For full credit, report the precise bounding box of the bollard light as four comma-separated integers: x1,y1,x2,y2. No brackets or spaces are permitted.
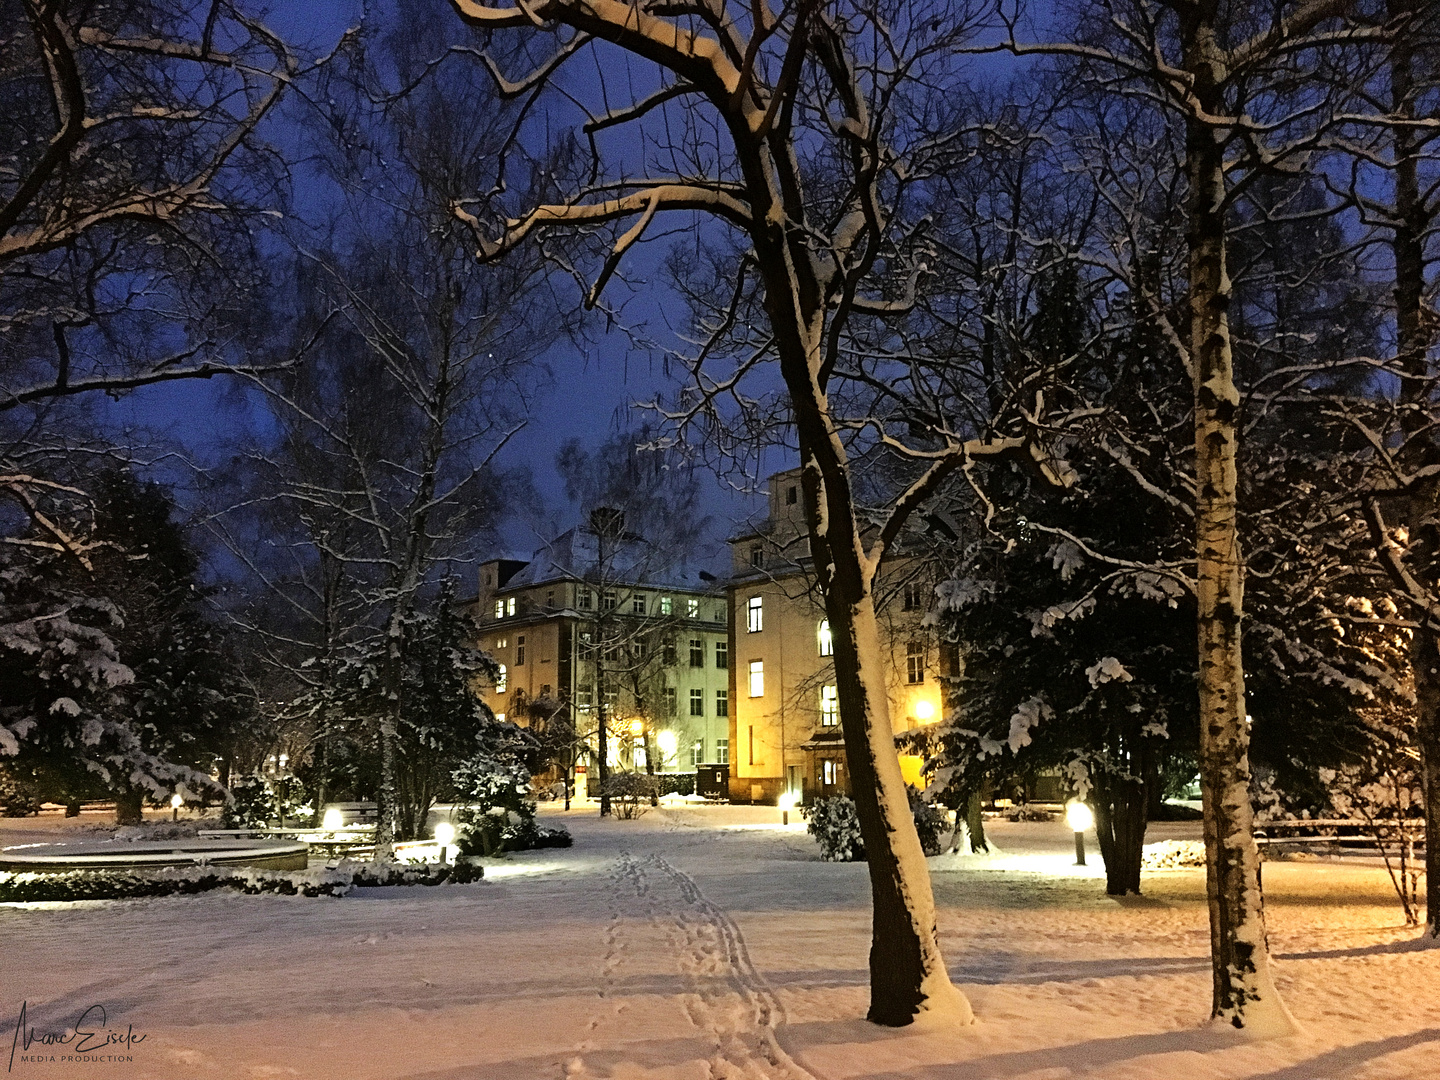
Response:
434,821,456,864
322,807,345,833
1066,801,1093,866
777,791,798,826
171,792,183,821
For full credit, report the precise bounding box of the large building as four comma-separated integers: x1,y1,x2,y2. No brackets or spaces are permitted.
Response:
473,511,732,790
725,469,948,804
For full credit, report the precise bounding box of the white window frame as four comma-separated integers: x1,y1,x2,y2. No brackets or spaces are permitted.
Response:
748,660,764,698
747,595,763,633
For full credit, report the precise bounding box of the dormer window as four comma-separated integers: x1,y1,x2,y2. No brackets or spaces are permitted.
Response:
786,485,798,505
506,596,517,617
750,545,763,568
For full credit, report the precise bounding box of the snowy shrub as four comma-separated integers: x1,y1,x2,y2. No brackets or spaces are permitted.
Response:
452,754,569,854
804,796,866,861
0,858,483,903
220,774,310,829
604,772,660,819
909,788,949,856
0,768,40,817
1140,840,1207,869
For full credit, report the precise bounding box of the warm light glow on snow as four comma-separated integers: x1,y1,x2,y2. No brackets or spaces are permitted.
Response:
1066,802,1094,832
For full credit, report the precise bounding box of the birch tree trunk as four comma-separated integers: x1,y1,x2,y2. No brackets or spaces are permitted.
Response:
1386,0,1440,939
1184,15,1293,1034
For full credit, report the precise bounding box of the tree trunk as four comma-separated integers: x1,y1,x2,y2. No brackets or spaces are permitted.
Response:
1092,770,1147,896
1388,0,1440,940
1185,19,1293,1033
114,789,143,826
374,719,397,859
1416,633,1440,939
597,693,611,817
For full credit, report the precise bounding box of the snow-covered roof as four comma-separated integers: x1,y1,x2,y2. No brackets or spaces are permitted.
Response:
501,527,722,595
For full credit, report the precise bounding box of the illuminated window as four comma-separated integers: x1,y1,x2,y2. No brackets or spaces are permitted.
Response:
716,689,728,717
494,599,504,619
687,598,699,618
748,660,764,697
747,596,763,633
495,664,507,693
495,712,506,724
906,640,924,684
715,641,728,669
660,596,672,615
820,684,838,726
818,619,833,656
632,593,646,614
822,759,838,785
690,688,704,717
506,596,516,617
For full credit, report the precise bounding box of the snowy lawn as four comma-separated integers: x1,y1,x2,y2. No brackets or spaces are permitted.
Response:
2,805,1437,1079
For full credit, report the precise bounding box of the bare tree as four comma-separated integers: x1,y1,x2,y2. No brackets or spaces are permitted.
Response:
988,0,1391,1033
447,0,1084,1025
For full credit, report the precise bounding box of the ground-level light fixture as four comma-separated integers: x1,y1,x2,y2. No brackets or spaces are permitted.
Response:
777,791,798,826
434,821,456,864
656,729,678,757
170,792,183,821
322,807,344,833
1066,801,1093,866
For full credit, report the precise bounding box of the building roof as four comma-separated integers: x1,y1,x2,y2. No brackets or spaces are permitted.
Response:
500,526,723,595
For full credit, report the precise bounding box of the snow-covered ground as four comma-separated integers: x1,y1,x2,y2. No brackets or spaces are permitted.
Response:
2,804,1437,1079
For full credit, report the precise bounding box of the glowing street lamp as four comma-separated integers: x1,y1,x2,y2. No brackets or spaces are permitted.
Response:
170,792,183,822
434,821,456,864
913,699,936,721
1066,801,1094,866
777,791,798,826
321,807,345,834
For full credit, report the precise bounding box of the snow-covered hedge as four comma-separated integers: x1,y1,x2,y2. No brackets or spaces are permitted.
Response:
0,858,483,903
805,796,866,861
1140,840,1207,869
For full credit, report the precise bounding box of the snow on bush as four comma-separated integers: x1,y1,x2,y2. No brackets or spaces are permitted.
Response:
1140,840,1207,869
804,796,865,861
805,792,951,861
0,858,483,903
452,754,572,854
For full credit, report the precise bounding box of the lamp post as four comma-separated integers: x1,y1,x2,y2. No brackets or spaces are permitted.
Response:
1066,801,1093,866
170,792,183,822
434,821,456,865
321,807,344,834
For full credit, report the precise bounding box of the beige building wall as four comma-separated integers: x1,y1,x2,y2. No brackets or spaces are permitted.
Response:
726,470,946,803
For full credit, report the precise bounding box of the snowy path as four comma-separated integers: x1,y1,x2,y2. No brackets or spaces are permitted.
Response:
3,806,1440,1078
